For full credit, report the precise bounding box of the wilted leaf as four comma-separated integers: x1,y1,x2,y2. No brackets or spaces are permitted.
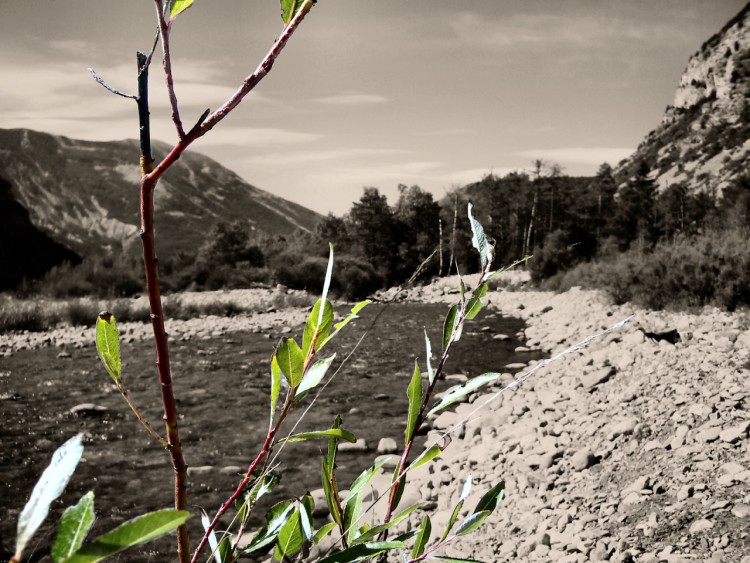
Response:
67,510,189,563
96,312,120,382
405,362,422,445
16,434,84,560
427,372,500,417
52,491,95,563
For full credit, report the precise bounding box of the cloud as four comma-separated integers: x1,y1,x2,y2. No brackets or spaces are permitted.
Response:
513,147,634,166
246,147,406,166
314,92,389,106
196,127,321,147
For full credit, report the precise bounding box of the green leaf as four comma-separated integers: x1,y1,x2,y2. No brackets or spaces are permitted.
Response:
52,491,95,563
442,304,461,351
270,355,281,421
238,472,281,524
455,510,490,536
320,300,371,350
300,496,313,543
276,338,305,388
296,354,336,399
350,504,422,546
280,0,305,25
169,0,193,19
468,202,493,270
322,417,343,525
321,244,334,322
273,504,303,561
474,481,505,514
427,373,500,417
411,516,431,559
303,298,334,356
407,444,442,472
346,458,390,505
424,330,435,385
217,536,234,563
67,510,189,563
432,557,485,563
313,522,336,545
406,362,422,445
17,434,84,560
243,501,295,554
95,312,120,382
201,511,222,563
390,466,406,513
343,483,363,545
440,475,471,542
318,541,406,563
281,428,356,444
465,283,488,321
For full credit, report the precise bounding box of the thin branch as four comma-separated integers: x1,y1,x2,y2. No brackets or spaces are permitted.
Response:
138,26,161,78
115,379,170,449
154,0,185,138
88,68,137,99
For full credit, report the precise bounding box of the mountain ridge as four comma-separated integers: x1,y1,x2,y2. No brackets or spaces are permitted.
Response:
0,128,321,263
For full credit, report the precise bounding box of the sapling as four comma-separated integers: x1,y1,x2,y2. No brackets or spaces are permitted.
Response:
10,2,635,561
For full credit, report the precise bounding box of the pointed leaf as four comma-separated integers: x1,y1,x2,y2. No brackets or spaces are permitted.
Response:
313,522,336,545
424,330,435,385
52,491,95,563
276,338,305,388
280,0,305,25
170,0,193,19
406,362,422,445
390,466,407,513
411,516,431,559
67,510,189,563
432,557,485,563
347,457,391,503
465,284,488,321
300,496,313,542
441,500,464,542
350,503,422,546
343,484,363,544
319,300,371,350
321,244,334,322
485,255,532,281
243,501,295,554
201,511,222,563
17,434,84,559
407,444,442,472
270,355,281,420
274,504,303,561
281,428,356,444
455,510,490,536
460,474,473,503
303,298,334,356
296,354,336,398
96,312,120,382
468,202,493,270
428,373,500,417
317,541,406,563
474,481,505,515
442,305,460,351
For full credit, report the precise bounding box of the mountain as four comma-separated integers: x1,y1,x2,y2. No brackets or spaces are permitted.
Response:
615,2,750,195
0,129,321,262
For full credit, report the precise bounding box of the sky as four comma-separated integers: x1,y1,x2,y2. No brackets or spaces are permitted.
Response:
0,1,747,215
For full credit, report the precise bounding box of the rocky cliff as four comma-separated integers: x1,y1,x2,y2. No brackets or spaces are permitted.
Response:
616,3,750,196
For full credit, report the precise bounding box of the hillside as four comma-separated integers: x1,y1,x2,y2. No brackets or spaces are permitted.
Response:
616,2,750,195
0,129,321,261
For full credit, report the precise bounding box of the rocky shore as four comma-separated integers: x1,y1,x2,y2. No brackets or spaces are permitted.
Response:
375,281,750,562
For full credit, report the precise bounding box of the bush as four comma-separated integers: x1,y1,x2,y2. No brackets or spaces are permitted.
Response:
550,229,750,310
275,254,384,300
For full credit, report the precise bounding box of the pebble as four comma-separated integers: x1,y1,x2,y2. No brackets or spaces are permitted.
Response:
338,438,368,452
571,449,599,471
376,437,398,454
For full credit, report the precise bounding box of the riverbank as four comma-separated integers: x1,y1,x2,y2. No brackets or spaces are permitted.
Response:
391,280,750,562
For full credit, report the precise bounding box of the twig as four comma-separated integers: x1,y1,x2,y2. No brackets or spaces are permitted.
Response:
88,68,137,99
114,379,170,449
154,0,186,138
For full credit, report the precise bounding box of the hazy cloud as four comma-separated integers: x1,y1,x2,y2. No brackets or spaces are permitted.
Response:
246,147,406,166
514,147,634,165
314,92,390,106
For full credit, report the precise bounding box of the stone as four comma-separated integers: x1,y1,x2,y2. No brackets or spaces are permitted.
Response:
187,465,214,477
688,519,714,534
571,449,599,471
720,426,747,444
582,366,616,391
338,438,368,452
376,437,398,454
732,503,750,518
609,417,639,440
69,403,109,417
698,427,722,443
